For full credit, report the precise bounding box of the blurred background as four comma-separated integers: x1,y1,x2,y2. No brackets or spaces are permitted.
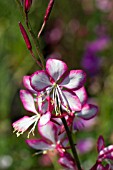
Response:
0,0,113,169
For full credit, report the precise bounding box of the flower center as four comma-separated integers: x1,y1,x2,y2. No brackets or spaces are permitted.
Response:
52,84,70,114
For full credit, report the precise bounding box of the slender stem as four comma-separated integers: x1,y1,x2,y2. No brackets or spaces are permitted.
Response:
26,20,45,69
61,117,82,170
38,21,45,38
30,50,42,68
15,0,45,69
38,0,55,38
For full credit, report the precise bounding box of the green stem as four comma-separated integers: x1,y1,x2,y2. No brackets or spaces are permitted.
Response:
15,0,45,69
26,20,45,69
61,117,82,170
30,50,42,68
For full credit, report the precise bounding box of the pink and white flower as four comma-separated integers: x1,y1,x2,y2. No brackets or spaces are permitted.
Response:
12,90,51,138
26,121,68,155
98,136,113,162
90,136,113,170
27,121,77,169
30,59,86,114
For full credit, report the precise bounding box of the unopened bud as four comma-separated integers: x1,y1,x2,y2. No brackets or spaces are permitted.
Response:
38,0,54,37
24,0,32,13
19,22,32,50
44,0,54,22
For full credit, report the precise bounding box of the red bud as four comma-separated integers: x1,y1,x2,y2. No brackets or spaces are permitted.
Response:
24,0,32,13
38,0,54,37
44,0,54,22
19,22,32,50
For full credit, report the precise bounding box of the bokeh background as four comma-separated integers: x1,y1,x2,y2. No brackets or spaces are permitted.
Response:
0,0,113,169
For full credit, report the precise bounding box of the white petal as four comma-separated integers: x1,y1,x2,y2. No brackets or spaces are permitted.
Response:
46,59,68,82
13,115,39,137
26,139,55,150
60,70,86,90
62,90,81,112
38,121,58,144
20,90,37,114
76,104,98,120
23,76,37,94
74,86,87,105
31,70,52,91
13,116,31,133
39,112,51,126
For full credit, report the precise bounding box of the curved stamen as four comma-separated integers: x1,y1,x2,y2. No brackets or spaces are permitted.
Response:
55,87,61,114
27,116,39,138
13,114,40,137
57,86,70,113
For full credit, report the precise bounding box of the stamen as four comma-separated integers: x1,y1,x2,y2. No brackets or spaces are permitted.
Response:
53,88,57,114
57,86,66,106
13,115,40,137
38,86,53,102
55,87,61,114
27,117,39,138
54,88,61,115
32,151,44,156
57,86,70,112
52,88,55,105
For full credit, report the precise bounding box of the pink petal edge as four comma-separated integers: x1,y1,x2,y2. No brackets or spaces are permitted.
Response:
20,90,37,114
60,70,86,90
46,59,68,82
30,70,52,91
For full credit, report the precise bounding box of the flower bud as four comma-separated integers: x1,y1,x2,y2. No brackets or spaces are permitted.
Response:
24,0,32,13
38,0,54,37
44,0,54,22
19,22,32,50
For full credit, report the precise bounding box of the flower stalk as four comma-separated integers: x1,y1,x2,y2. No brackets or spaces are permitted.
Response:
19,22,43,68
16,0,45,69
38,0,55,38
25,21,45,69
61,117,82,170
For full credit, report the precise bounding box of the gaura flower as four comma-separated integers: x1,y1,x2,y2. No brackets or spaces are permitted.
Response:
27,121,77,169
90,136,113,170
12,90,51,138
26,121,68,155
97,136,113,163
30,59,86,114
